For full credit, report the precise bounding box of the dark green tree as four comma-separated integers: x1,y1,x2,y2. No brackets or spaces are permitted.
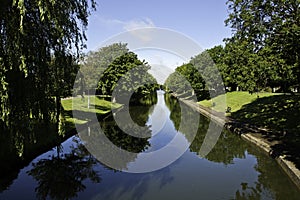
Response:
165,66,205,100
190,51,224,97
80,43,129,95
98,51,158,103
225,0,299,92
0,0,96,128
207,45,236,90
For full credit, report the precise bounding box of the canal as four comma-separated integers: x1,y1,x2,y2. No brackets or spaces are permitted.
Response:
0,90,299,199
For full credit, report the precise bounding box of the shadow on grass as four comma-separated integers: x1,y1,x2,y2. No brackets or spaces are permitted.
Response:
62,109,110,124
231,94,300,168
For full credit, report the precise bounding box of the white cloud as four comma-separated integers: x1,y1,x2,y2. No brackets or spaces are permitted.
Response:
123,18,155,31
94,16,155,31
92,16,156,43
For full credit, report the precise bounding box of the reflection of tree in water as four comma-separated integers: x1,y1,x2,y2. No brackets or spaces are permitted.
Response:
186,114,247,164
164,93,181,130
129,104,154,127
234,182,261,200
129,90,158,107
165,93,248,165
100,117,151,153
237,147,300,199
0,122,66,192
165,94,200,142
104,103,153,152
79,103,153,171
204,130,247,165
167,97,300,199
27,137,101,200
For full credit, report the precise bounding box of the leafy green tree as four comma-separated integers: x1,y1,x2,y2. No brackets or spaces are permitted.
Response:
80,43,129,95
207,45,236,90
165,63,209,100
98,51,158,103
78,43,129,108
49,54,80,133
221,38,293,93
164,71,191,96
225,0,299,92
165,49,225,100
79,44,158,105
0,0,96,128
190,50,224,96
98,52,144,95
222,40,259,92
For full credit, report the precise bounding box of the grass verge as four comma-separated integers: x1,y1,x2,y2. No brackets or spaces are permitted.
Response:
61,95,122,131
199,91,300,168
199,91,279,114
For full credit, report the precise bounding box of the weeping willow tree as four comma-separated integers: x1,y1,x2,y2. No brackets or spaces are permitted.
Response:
0,0,96,130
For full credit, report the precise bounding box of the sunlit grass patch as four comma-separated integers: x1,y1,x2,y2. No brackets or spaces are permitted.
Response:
199,91,279,114
201,91,300,168
61,95,122,128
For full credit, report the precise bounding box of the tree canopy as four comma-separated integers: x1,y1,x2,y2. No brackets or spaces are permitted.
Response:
79,43,159,104
223,0,300,92
0,0,96,128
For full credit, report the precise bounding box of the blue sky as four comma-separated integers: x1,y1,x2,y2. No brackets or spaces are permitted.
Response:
85,0,232,82
86,0,232,51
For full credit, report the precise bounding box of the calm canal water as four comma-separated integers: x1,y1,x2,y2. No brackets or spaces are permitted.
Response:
0,91,299,200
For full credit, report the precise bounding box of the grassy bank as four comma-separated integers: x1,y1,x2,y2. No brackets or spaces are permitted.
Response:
199,91,300,168
61,95,122,131
199,91,278,114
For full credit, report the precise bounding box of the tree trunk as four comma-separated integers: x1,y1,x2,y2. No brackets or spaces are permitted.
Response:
87,89,90,109
56,95,61,134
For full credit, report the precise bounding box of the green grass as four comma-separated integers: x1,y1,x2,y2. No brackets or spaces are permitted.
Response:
61,95,122,129
231,94,300,168
200,91,300,168
199,91,279,114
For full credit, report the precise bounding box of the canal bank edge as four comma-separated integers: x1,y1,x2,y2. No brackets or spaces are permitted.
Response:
177,98,300,190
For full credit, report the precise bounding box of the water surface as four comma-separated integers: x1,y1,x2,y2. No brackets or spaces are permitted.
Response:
0,91,299,200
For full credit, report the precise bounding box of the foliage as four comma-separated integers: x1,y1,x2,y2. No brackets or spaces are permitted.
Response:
80,44,159,103
224,0,300,92
190,51,224,96
97,50,159,103
164,64,205,99
165,50,224,100
164,71,191,96
78,43,129,94
99,52,144,94
0,0,96,127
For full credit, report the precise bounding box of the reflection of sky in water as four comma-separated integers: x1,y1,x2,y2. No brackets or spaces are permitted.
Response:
84,150,265,200
124,90,190,172
146,90,168,136
145,90,188,152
